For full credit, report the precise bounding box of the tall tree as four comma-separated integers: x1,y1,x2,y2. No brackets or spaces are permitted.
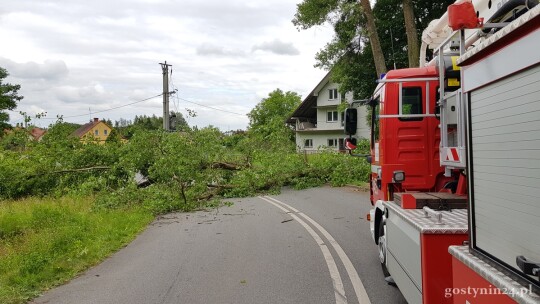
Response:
293,0,387,76
359,0,387,75
293,0,453,99
0,67,23,129
248,89,301,142
403,0,419,67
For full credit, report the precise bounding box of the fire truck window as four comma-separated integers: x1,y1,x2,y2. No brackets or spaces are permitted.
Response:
371,103,380,147
400,87,423,121
435,87,441,116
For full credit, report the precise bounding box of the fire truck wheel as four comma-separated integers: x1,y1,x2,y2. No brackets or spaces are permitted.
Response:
378,221,390,277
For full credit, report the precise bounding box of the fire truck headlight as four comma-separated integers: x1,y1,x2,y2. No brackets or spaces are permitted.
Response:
393,170,405,183
377,167,382,178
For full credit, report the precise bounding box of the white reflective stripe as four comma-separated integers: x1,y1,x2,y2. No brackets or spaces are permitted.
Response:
378,114,437,118
426,81,430,115
377,77,439,83
371,165,381,174
445,148,454,161
445,148,460,162
398,82,403,115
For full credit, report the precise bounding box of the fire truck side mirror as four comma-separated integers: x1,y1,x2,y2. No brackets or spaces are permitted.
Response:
367,97,378,107
344,108,358,135
366,155,372,164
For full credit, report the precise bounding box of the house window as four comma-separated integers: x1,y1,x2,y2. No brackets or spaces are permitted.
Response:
327,111,338,122
328,138,338,147
104,129,108,135
304,139,313,148
95,130,99,136
329,88,338,100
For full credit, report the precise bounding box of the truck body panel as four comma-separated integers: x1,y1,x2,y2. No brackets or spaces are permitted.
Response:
363,2,540,303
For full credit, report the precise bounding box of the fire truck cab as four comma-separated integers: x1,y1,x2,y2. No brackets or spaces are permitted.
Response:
348,1,540,303
366,55,469,304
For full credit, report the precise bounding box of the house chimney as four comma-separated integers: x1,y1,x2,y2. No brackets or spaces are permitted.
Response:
93,118,99,122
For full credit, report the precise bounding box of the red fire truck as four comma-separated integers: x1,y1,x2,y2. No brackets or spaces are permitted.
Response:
344,0,540,303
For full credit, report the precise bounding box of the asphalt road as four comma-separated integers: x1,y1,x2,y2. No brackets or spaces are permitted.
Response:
32,186,407,304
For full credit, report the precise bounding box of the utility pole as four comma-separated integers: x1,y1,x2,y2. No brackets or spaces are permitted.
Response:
159,61,172,131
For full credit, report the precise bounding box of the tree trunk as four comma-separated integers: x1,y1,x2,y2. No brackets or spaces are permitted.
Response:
359,0,387,76
403,0,419,67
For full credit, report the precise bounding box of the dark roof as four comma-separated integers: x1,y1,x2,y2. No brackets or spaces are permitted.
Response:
286,72,331,124
71,121,97,138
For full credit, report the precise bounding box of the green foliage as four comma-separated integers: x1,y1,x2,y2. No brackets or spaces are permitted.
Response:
105,128,121,143
248,89,301,143
0,128,30,151
1,117,370,205
0,121,127,199
293,0,341,29
294,0,454,99
112,112,189,139
293,0,376,98
0,67,23,130
132,114,162,130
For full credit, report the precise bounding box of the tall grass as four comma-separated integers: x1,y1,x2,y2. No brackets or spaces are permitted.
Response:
0,196,153,304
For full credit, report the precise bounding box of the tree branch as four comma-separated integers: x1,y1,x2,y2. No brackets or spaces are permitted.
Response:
50,166,111,174
210,162,244,170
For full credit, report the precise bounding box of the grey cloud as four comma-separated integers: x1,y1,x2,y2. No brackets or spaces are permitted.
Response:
3,0,287,38
196,44,225,56
252,39,300,55
196,43,244,57
1,0,318,132
0,57,68,80
53,84,108,104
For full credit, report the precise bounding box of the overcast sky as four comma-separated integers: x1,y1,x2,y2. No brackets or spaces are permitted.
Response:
0,0,333,130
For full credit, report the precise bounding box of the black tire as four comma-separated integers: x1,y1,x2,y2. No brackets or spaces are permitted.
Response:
378,221,390,277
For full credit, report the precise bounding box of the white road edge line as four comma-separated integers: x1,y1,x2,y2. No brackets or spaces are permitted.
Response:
263,196,371,304
258,196,347,304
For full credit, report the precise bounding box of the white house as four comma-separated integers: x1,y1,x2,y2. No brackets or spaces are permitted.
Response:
287,72,369,153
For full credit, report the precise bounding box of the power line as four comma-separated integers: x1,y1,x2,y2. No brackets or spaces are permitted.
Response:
167,74,246,117
37,93,163,120
169,71,180,113
176,97,247,116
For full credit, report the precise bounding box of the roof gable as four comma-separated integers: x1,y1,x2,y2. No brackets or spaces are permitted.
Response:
29,127,47,140
312,72,332,96
71,119,113,138
287,72,332,123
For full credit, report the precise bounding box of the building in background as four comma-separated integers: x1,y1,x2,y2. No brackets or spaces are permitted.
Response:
287,72,369,153
29,127,47,141
71,118,113,144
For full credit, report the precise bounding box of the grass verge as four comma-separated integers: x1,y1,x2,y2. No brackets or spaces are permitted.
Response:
0,196,154,304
